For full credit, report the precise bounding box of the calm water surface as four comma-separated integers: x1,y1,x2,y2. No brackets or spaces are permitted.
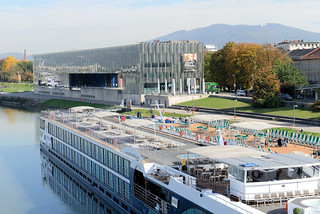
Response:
0,106,117,214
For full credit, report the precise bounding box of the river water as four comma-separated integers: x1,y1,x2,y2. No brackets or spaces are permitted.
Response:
0,106,118,214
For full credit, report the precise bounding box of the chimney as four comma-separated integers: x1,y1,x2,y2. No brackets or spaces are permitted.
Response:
24,49,27,60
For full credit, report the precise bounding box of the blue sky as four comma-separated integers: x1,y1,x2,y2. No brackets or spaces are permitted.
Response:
0,0,319,54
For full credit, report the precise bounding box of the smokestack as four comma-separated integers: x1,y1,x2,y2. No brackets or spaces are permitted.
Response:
24,49,27,60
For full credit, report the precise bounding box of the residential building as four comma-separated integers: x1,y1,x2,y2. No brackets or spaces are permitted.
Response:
276,40,319,52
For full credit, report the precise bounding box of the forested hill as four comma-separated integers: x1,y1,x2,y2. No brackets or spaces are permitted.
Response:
152,23,320,48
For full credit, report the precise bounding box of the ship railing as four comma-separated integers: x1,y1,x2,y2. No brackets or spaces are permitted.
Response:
203,191,257,214
133,183,170,214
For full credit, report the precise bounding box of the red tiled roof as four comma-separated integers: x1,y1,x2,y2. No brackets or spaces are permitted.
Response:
301,48,320,60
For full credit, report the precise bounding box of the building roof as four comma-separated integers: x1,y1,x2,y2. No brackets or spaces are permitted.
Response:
217,153,320,170
289,48,316,60
301,47,320,60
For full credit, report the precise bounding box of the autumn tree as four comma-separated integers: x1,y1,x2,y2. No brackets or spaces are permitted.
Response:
1,56,18,71
252,65,282,108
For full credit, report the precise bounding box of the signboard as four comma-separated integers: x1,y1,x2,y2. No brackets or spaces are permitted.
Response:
183,53,197,71
171,196,179,208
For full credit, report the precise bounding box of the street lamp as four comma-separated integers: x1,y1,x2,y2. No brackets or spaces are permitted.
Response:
234,99,237,120
233,74,236,94
293,105,298,127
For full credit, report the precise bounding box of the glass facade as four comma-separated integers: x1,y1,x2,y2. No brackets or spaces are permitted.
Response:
34,41,205,96
48,122,130,201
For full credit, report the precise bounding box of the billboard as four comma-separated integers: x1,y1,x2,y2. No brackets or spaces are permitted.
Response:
183,53,197,71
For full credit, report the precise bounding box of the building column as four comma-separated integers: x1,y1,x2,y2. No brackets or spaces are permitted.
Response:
172,78,176,95
203,78,205,94
187,78,191,95
180,78,182,94
165,79,168,93
157,78,160,94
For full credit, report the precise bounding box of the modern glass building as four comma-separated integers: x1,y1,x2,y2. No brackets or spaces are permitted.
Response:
33,41,205,104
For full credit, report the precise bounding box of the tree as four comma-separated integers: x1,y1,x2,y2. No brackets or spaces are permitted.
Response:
274,60,308,86
17,60,33,73
1,56,18,71
207,42,236,90
21,72,33,82
252,65,282,108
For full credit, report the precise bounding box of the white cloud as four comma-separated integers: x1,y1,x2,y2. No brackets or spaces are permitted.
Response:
0,0,319,54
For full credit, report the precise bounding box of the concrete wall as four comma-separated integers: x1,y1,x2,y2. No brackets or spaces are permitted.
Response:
144,94,209,107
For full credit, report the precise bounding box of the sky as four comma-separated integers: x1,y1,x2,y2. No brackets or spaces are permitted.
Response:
1,0,320,54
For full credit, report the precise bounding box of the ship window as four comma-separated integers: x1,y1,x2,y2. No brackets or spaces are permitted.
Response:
108,151,113,169
115,176,122,195
108,171,113,189
123,159,130,178
115,155,121,173
124,181,130,200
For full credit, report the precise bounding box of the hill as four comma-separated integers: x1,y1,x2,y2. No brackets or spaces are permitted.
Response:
153,23,320,48
0,52,33,60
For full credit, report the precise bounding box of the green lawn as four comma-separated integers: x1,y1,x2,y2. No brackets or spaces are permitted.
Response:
41,99,107,109
0,82,33,93
179,97,320,120
123,108,190,118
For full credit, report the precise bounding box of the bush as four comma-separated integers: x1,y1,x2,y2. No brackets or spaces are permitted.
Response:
310,98,320,113
252,94,282,108
293,207,302,214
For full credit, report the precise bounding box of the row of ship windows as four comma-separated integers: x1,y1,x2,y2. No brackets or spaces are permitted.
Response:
47,122,130,178
52,138,130,201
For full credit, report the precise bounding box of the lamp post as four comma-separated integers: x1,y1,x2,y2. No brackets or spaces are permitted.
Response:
233,74,236,94
234,99,237,120
293,105,298,127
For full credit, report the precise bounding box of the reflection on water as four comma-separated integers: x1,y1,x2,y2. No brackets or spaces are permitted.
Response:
1,108,19,124
40,150,120,214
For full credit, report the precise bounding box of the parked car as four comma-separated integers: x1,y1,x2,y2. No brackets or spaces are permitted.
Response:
236,90,246,96
281,94,293,101
296,94,303,100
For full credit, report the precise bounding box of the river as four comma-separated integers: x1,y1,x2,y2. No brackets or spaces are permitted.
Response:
0,106,118,214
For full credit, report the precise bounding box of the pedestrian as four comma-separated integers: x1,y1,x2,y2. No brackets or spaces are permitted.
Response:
283,138,288,147
277,138,282,147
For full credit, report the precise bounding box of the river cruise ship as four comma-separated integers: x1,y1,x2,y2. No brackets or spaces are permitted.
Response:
40,107,262,214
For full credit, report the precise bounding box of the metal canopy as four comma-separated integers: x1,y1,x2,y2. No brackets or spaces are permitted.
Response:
187,145,266,160
93,111,120,118
218,153,320,170
187,146,320,170
124,119,156,127
230,122,283,131
193,114,228,122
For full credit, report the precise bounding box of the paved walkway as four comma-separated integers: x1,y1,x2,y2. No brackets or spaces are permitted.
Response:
2,91,320,134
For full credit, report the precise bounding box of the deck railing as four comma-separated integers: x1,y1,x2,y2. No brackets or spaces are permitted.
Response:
133,183,170,214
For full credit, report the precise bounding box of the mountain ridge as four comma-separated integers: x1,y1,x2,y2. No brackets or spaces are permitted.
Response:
152,23,320,48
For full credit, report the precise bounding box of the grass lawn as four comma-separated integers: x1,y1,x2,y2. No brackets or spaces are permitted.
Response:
122,108,190,118
0,82,33,93
41,99,107,109
273,127,320,138
179,97,320,120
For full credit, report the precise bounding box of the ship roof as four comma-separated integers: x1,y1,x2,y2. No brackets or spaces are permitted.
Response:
187,145,266,160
